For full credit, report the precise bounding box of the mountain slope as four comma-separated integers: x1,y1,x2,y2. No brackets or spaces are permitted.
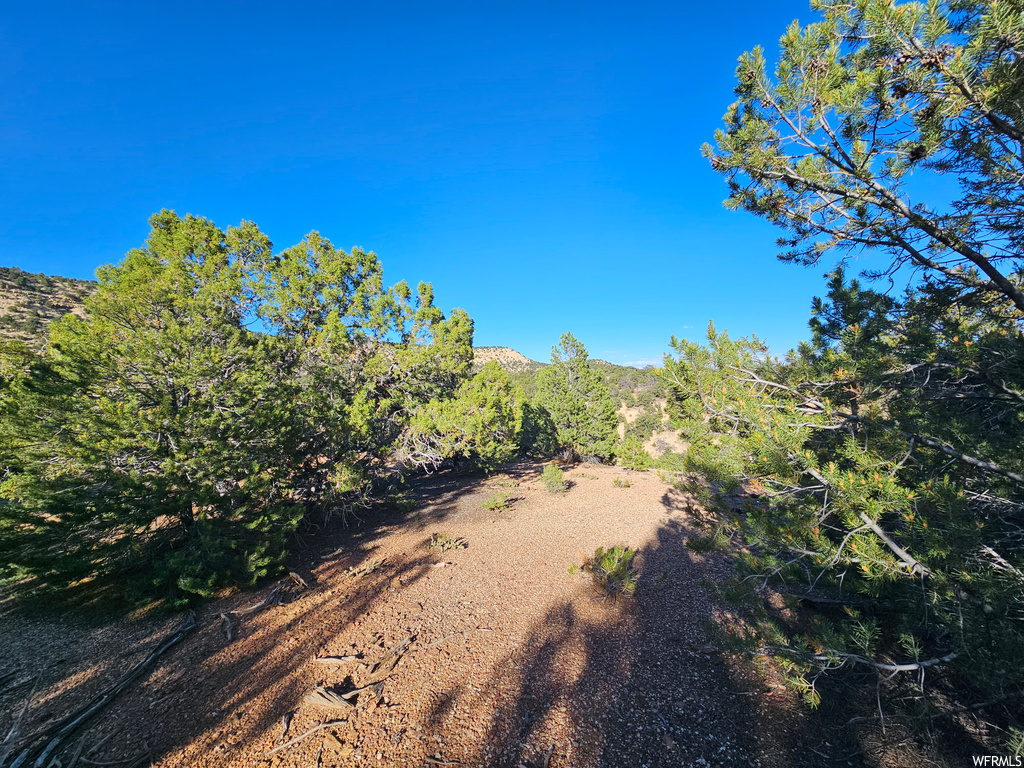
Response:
0,267,96,347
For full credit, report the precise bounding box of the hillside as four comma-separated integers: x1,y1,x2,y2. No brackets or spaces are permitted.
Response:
471,346,544,373
0,267,95,347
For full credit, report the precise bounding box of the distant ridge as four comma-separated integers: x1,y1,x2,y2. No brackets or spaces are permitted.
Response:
471,346,544,373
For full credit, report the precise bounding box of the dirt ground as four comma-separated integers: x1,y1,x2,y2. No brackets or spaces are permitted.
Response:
0,461,984,768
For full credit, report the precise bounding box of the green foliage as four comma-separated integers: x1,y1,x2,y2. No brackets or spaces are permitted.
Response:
535,333,618,462
518,401,559,458
541,464,567,493
617,435,653,470
685,528,730,554
482,491,514,511
653,450,687,473
427,532,466,552
704,0,1024,316
570,545,638,599
0,210,474,603
402,360,524,473
623,409,662,442
699,0,1024,726
612,476,630,489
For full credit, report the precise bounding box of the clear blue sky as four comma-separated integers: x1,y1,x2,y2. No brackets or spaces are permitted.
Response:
2,0,838,365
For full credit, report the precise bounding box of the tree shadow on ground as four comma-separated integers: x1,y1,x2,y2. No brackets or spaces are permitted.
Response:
1,462,974,768
417,500,898,768
0,465,503,768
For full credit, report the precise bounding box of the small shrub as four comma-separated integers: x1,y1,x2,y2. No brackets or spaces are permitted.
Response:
570,545,638,599
427,532,467,552
541,464,567,493
482,491,513,511
654,450,687,472
617,436,652,470
612,476,630,488
493,479,519,488
390,491,419,513
686,528,731,553
345,558,385,578
575,472,598,480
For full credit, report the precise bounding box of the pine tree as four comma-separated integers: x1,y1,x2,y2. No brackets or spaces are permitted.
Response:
683,0,1024,726
0,211,475,602
535,333,618,462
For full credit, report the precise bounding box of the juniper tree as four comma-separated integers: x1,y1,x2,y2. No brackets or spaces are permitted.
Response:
0,211,474,601
535,333,618,462
400,360,525,473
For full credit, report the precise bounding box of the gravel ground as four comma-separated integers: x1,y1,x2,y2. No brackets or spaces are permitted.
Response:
0,461,969,767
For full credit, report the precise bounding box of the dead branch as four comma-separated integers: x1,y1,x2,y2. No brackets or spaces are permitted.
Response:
302,687,356,711
64,736,86,768
218,614,233,643
233,585,283,616
288,571,311,590
0,677,38,767
3,613,195,768
264,720,346,758
313,655,362,666
363,636,414,685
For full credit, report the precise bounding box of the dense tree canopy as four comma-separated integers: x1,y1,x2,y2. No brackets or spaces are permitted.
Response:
0,211,475,601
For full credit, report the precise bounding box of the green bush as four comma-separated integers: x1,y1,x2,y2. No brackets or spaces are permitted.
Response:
617,436,652,470
0,211,475,603
570,545,638,599
402,360,525,473
541,464,567,493
612,476,630,488
685,528,730,553
427,533,466,552
482,491,513,511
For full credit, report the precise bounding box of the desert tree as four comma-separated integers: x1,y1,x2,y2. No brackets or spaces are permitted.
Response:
0,211,474,601
678,0,1024,725
535,333,618,462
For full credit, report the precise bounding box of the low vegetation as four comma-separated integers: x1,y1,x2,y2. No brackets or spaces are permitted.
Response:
481,491,513,511
427,532,467,552
540,464,567,494
570,545,638,599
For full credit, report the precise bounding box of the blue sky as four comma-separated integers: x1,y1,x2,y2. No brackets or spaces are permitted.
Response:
3,0,844,365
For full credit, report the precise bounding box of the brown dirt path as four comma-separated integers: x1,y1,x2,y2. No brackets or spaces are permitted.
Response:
0,461,875,768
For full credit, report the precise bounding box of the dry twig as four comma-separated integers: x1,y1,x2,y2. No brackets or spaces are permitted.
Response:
264,721,346,758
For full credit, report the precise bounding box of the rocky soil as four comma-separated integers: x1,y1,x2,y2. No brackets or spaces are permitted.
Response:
0,461,971,768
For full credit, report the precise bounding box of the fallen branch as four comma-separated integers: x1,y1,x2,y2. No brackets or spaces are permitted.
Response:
761,644,957,673
264,720,346,758
64,735,87,768
0,677,38,767
302,687,356,711
426,627,490,648
314,655,362,666
218,613,233,643
233,586,283,616
3,614,195,768
288,571,311,590
363,636,414,685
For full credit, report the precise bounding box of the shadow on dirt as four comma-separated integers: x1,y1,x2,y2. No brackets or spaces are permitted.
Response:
0,462,979,768
0,463,502,768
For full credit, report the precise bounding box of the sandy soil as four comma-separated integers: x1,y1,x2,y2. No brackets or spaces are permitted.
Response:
0,461,972,768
